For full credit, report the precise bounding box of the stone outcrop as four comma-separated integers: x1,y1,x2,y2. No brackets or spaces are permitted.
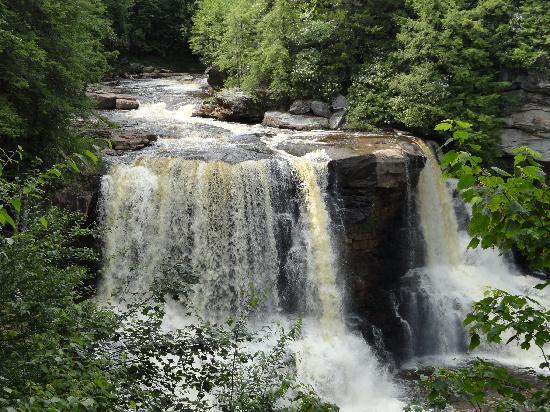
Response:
193,88,264,123
332,94,348,111
80,128,157,153
289,100,312,115
108,130,158,152
88,92,140,110
262,111,329,130
283,96,348,130
52,173,101,223
501,72,550,162
311,100,331,118
327,137,426,363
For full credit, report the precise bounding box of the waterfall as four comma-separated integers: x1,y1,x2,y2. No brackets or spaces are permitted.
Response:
400,139,547,367
100,155,402,411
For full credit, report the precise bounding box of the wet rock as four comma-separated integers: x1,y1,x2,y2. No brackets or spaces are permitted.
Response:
115,99,140,110
87,92,139,110
87,92,117,109
329,109,346,130
108,130,158,152
332,94,348,111
328,142,426,364
194,88,264,123
262,111,329,130
52,173,101,222
289,100,312,115
311,100,331,118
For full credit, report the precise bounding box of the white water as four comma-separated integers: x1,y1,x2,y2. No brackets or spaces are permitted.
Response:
100,155,402,411
405,140,548,369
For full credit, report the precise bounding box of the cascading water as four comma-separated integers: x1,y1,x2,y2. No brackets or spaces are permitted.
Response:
100,153,402,411
399,140,547,367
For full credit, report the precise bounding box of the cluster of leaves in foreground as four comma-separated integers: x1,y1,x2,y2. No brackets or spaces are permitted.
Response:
438,120,549,269
408,121,549,411
0,150,336,411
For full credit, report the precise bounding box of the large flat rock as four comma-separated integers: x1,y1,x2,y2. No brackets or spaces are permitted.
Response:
262,111,329,130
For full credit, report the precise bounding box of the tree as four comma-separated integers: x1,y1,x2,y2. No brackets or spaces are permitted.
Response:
0,0,112,152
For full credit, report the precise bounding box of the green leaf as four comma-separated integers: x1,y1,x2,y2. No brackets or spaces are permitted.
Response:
9,198,21,213
467,237,480,250
39,216,48,229
469,333,481,351
457,174,475,190
455,120,472,129
83,149,98,164
0,207,16,229
67,158,80,172
435,122,452,131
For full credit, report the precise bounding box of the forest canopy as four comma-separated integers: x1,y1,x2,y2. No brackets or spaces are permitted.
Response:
191,0,549,151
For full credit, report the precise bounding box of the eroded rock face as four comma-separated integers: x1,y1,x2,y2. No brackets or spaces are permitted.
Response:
328,140,426,363
501,73,550,162
262,111,329,130
194,88,264,122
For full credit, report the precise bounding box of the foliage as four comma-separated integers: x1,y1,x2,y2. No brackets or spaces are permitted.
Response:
409,359,546,412
103,0,197,57
437,119,549,269
0,0,112,151
465,289,549,367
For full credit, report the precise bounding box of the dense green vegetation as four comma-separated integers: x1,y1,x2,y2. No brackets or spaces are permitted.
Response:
191,0,549,151
103,0,196,58
0,0,112,152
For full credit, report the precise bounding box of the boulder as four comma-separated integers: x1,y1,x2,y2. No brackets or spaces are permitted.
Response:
311,100,331,118
88,92,117,109
108,130,158,152
332,94,348,111
329,109,346,130
289,100,312,115
115,99,140,110
262,111,329,130
205,66,227,89
88,92,139,110
194,88,264,122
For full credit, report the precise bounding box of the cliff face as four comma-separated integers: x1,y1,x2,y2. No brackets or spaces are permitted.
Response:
501,72,550,165
328,141,426,363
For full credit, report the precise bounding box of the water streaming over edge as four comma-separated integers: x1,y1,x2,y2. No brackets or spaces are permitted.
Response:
99,154,403,411
399,139,548,369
